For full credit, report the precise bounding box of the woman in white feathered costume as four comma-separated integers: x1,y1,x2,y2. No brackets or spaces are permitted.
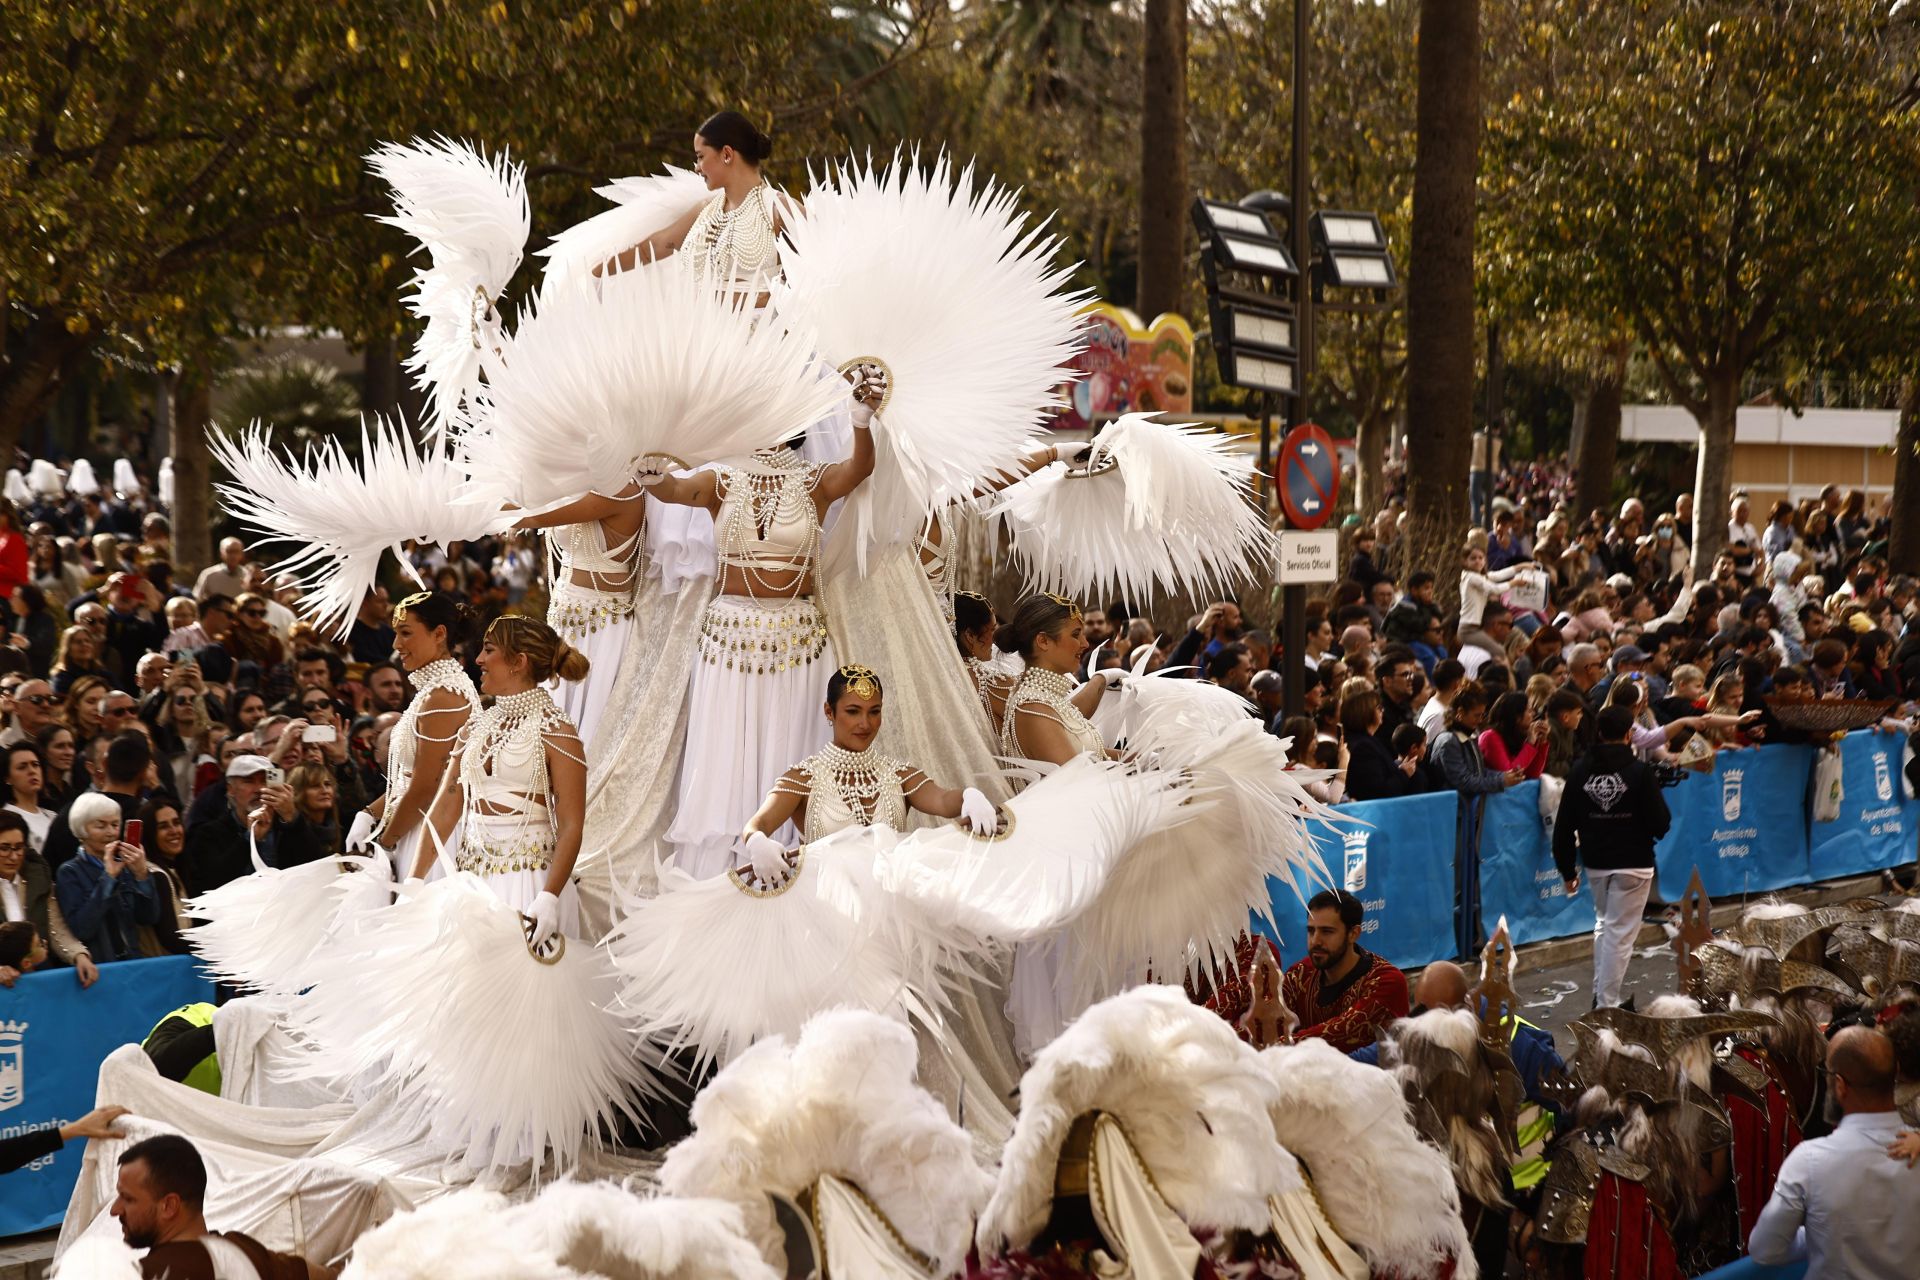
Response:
738,663,1001,887
953,590,1019,738
417,614,589,946
360,590,480,883
996,593,1124,767
641,364,881,881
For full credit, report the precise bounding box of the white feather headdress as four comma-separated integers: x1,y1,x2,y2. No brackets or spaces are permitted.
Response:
460,265,848,513
778,151,1090,563
209,415,510,637
67,458,100,496
368,137,530,439
536,166,713,288
990,414,1276,606
977,985,1300,1255
658,1009,993,1276
1256,1038,1472,1276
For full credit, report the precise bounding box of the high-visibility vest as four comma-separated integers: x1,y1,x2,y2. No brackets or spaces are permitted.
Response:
1510,1016,1556,1191
143,1001,221,1096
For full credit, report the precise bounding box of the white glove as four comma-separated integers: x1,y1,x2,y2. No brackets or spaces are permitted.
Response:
745,831,791,887
635,466,668,487
1092,666,1127,688
959,787,999,834
345,810,376,853
849,399,876,430
526,890,560,949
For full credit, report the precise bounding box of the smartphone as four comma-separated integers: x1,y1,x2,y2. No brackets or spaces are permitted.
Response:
265,766,285,787
122,818,143,848
302,724,338,744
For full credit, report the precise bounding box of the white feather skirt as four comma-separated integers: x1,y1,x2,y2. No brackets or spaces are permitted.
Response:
662,595,833,881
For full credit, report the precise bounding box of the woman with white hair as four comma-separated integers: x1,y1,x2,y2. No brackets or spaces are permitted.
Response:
50,792,159,964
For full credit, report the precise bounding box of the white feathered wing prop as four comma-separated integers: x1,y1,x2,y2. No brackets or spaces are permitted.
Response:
460,266,848,513
210,416,512,638
991,413,1276,606
368,137,530,439
186,850,393,997
977,985,1301,1256
536,166,712,288
286,873,656,1172
1064,659,1339,1003
777,152,1090,567
659,1009,992,1277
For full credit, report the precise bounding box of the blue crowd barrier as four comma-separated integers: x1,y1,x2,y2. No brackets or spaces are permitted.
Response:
1695,1258,1806,1280
1478,781,1598,946
1807,728,1919,880
1654,745,1815,903
0,954,212,1236
1257,790,1460,971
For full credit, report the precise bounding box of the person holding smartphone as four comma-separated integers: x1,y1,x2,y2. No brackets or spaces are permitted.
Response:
52,793,160,966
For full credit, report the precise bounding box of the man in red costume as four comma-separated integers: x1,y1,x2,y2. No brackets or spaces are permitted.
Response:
1280,889,1410,1052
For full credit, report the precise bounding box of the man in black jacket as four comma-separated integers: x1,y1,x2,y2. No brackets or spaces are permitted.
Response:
1553,705,1672,1008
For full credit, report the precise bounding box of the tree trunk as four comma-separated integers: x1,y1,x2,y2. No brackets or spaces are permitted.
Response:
1402,0,1482,612
1354,408,1388,519
169,357,214,577
0,315,93,459
363,334,401,418
1689,367,1741,575
1134,0,1188,322
1890,375,1920,576
1573,343,1627,521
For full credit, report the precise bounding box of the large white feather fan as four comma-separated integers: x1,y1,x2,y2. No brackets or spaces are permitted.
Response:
210,416,511,638
1256,1038,1473,1277
977,985,1301,1255
658,1009,992,1276
536,166,713,288
461,265,848,513
186,851,392,997
991,413,1276,606
779,151,1090,563
368,137,530,438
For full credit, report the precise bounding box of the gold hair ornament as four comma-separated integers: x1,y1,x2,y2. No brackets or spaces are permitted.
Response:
392,590,434,622
837,663,881,700
1041,591,1083,622
956,590,991,609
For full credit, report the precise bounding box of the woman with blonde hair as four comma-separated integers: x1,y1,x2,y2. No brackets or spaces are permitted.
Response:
151,667,217,803
51,627,112,696
419,613,590,946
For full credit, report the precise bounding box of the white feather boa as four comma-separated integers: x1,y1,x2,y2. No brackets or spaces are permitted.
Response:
368,137,530,438
778,152,1090,568
286,874,655,1172
1256,1039,1473,1277
185,851,392,996
659,1009,992,1275
460,265,847,513
210,416,511,637
978,985,1302,1255
991,413,1276,605
536,166,712,288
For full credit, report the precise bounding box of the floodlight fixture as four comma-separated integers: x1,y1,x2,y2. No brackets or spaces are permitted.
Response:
1309,210,1396,291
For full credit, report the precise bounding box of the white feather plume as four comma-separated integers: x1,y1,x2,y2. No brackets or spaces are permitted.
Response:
536,166,713,287
68,458,100,496
185,852,392,996
369,137,530,439
339,1189,577,1280
209,416,510,638
287,874,656,1172
525,1184,781,1280
50,1237,145,1280
27,459,62,498
990,413,1276,606
778,151,1090,564
605,843,945,1075
978,985,1301,1255
659,1009,993,1276
3,470,29,505
1256,1038,1473,1277
460,265,848,513
113,458,140,495
158,457,174,509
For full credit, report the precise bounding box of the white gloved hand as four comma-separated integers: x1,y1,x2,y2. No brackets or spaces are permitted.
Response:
344,810,376,853
959,787,999,834
849,399,876,430
526,890,561,949
745,831,791,887
1093,666,1127,688
635,466,669,488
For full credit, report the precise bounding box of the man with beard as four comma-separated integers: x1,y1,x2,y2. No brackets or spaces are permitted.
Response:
112,1134,335,1279
1279,889,1409,1052
362,660,409,715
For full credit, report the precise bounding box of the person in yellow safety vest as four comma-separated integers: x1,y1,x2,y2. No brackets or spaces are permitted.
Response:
1348,960,1566,1190
141,1001,221,1096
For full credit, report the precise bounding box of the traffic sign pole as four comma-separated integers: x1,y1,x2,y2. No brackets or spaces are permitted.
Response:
1277,423,1338,719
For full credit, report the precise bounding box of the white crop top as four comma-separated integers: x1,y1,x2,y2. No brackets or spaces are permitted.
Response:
715,451,825,586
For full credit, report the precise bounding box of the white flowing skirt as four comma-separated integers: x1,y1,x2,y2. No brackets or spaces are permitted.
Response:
456,809,582,938
547,578,636,760
386,819,459,885
664,594,834,880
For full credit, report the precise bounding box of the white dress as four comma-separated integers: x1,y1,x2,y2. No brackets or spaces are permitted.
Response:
454,686,583,938
374,657,480,883
546,517,641,756
664,448,836,879
999,666,1108,1055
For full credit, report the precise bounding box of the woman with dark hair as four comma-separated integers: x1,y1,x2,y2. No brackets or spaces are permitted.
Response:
8,584,56,676
3,742,52,853
34,724,81,808
1477,690,1548,780
134,797,192,956
1514,624,1564,684
996,594,1122,767
62,673,109,742
1281,715,1346,804
1852,628,1901,701
226,689,267,735
954,589,1017,734
30,536,86,617
1340,688,1419,802
738,664,999,887
364,591,481,883
599,109,789,307
1429,681,1522,794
